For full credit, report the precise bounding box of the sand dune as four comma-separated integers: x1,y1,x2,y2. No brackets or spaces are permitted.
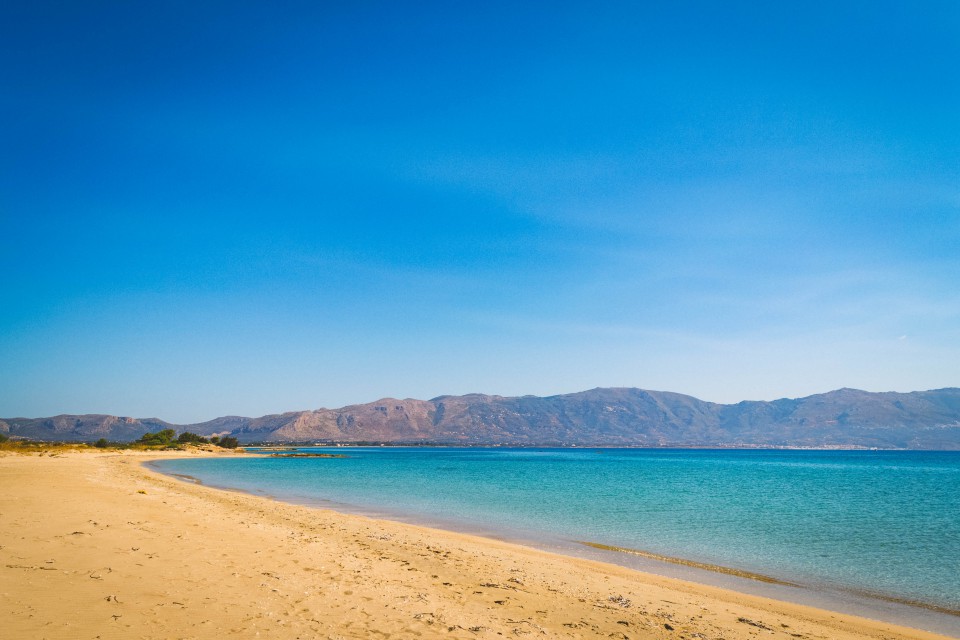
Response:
0,449,952,639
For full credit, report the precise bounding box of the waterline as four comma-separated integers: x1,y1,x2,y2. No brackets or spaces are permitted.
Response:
153,447,960,635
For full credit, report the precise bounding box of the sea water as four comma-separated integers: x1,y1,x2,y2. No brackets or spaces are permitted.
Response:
155,448,960,626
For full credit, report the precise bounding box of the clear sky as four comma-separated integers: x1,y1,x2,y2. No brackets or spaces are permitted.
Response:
2,1,958,423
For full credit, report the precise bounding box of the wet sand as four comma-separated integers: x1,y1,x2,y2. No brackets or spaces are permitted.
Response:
1,449,954,639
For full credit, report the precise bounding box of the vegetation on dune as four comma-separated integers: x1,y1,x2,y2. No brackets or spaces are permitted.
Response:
0,439,97,454
137,428,178,447
0,429,243,453
1,433,460,452
177,431,208,444
209,435,239,448
135,429,239,450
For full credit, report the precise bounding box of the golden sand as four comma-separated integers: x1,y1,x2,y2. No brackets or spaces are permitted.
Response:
1,449,952,639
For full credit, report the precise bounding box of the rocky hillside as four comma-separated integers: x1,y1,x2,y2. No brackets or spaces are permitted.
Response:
4,387,960,448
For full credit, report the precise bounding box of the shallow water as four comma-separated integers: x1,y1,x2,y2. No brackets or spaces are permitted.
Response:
156,448,960,624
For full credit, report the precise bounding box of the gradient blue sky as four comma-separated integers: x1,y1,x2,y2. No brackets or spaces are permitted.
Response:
2,1,958,423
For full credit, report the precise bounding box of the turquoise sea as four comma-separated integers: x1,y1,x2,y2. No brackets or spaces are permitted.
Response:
154,448,960,633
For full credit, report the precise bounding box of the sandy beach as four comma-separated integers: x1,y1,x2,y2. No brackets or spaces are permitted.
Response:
1,449,953,640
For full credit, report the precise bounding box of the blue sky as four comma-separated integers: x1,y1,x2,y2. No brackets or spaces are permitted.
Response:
2,1,958,423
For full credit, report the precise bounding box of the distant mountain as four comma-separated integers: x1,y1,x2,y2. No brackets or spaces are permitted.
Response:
0,414,175,442
4,387,960,449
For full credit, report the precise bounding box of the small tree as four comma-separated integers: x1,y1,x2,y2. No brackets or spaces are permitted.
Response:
137,429,177,446
177,431,209,444
94,438,109,448
218,436,240,449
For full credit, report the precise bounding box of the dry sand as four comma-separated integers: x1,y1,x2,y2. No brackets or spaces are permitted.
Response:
1,449,953,640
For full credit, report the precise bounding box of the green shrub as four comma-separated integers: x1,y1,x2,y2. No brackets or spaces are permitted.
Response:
94,438,109,448
177,431,209,444
137,428,176,446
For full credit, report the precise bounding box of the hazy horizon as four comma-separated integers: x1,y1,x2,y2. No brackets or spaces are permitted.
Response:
2,2,957,424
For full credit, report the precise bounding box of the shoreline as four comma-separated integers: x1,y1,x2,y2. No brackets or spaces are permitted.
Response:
576,541,960,620
150,450,960,635
2,449,956,639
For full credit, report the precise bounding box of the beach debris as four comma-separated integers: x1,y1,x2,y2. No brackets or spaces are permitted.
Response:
608,595,632,608
88,567,113,580
5,563,58,571
412,612,437,624
368,533,392,541
738,617,772,631
137,490,147,494
480,581,518,590
664,622,675,630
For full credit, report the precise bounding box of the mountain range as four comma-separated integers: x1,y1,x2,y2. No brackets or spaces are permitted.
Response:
4,387,960,449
